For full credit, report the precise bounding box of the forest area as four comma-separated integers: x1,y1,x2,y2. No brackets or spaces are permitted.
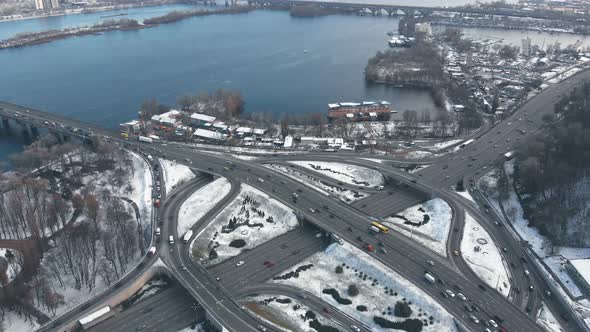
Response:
0,135,151,328
513,81,590,246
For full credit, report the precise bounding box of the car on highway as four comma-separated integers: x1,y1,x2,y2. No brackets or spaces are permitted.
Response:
350,325,360,332
469,314,479,324
524,269,530,277
453,250,460,256
180,265,187,271
257,325,267,331
426,260,434,266
215,277,221,281
529,285,534,291
457,293,467,301
236,260,245,267
464,304,473,312
444,289,455,298
489,319,498,328
292,250,301,255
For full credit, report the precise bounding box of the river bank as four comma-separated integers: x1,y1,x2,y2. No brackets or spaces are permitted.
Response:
0,2,180,23
0,6,254,50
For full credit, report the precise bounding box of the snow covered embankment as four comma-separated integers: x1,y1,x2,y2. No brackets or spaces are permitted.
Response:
272,242,457,332
288,161,384,188
461,213,511,298
177,178,232,236
160,159,196,193
383,198,452,257
191,184,299,265
264,164,369,203
244,295,341,332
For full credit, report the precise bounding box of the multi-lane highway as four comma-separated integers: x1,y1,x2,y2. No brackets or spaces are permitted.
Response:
3,66,590,332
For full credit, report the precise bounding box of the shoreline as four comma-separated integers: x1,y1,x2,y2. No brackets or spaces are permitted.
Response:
0,6,254,50
0,3,175,24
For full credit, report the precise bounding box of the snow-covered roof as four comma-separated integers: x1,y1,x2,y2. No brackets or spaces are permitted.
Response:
193,128,226,140
328,103,340,109
284,136,293,148
346,113,354,118
236,127,252,133
253,128,266,135
212,122,228,130
369,112,378,117
340,102,361,107
124,120,140,126
570,259,590,284
190,113,216,122
79,306,111,325
151,109,181,125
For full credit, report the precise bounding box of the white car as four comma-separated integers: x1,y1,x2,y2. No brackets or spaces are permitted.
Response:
445,289,455,298
350,325,360,332
236,260,245,267
489,320,498,328
258,178,264,183
457,293,467,301
469,314,479,324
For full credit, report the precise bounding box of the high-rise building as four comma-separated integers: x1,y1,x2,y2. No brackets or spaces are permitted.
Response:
521,37,532,56
35,0,59,10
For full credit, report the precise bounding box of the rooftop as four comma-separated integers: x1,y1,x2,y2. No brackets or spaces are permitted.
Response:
570,259,590,283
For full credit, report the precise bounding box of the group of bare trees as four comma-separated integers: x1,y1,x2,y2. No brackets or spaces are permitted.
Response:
0,177,70,241
176,89,246,119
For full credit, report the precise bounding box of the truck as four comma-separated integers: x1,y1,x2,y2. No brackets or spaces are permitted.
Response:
78,306,114,330
138,136,153,143
183,230,193,243
424,272,437,284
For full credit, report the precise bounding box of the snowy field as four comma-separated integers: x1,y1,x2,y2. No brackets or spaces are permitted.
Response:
537,302,565,332
1,311,39,332
383,198,452,257
177,178,232,236
159,159,196,193
461,213,511,298
407,164,431,174
455,189,475,203
265,164,369,203
288,161,384,188
0,248,22,286
244,295,341,332
191,184,299,265
272,242,457,332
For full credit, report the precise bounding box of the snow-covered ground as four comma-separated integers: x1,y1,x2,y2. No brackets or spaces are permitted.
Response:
430,139,464,151
244,295,340,332
455,189,475,203
1,310,39,332
0,248,22,286
383,198,452,257
34,150,152,317
544,256,583,298
407,164,431,173
231,154,259,161
272,242,457,332
288,161,384,188
191,184,299,265
264,164,369,203
177,323,205,332
461,213,511,298
480,165,590,325
177,178,232,236
159,159,196,193
406,150,434,159
537,302,565,332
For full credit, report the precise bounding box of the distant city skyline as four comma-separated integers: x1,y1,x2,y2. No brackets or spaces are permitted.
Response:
35,0,60,10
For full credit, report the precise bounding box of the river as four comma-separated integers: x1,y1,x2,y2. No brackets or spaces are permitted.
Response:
0,3,584,163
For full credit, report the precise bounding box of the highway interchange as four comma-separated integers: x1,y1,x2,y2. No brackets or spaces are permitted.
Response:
1,66,590,332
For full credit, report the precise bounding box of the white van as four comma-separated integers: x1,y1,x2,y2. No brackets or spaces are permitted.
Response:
156,227,161,236
148,246,156,256
169,235,174,245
